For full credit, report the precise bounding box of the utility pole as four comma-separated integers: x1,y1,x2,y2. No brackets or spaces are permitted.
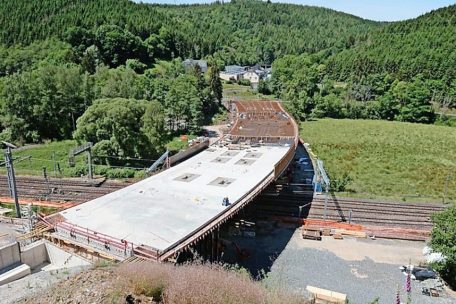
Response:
52,151,57,177
87,148,93,180
443,174,452,204
317,159,330,221
2,141,21,218
42,166,50,194
69,142,93,179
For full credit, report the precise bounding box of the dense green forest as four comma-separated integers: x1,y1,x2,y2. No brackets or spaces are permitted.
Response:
327,6,456,81
0,0,455,157
266,4,456,125
0,0,378,65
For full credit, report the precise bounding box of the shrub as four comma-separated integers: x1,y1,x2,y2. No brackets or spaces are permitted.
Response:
134,170,146,179
93,165,108,176
330,172,352,192
430,205,456,289
63,164,88,177
117,262,170,302
105,168,135,179
115,262,305,304
238,78,251,86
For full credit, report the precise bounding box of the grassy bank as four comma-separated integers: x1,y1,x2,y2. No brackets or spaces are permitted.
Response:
1,140,149,179
0,202,57,217
223,83,275,101
0,140,83,177
2,135,197,179
24,262,305,304
301,119,456,203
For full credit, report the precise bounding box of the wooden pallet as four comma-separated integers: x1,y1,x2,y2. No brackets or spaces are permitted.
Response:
122,256,145,264
302,228,322,241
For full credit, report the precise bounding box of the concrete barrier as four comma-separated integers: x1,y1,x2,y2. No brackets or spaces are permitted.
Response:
0,242,20,270
0,264,31,286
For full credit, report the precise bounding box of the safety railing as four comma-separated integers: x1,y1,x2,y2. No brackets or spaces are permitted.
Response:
55,221,140,259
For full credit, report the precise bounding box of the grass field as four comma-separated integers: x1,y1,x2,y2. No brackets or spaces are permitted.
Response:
0,140,84,177
2,135,195,178
2,140,155,178
301,119,456,203
223,83,275,101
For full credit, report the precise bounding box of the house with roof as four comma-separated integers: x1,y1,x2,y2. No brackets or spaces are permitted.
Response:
220,65,246,82
243,70,260,84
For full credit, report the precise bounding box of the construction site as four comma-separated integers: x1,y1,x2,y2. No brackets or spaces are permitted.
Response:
0,100,452,303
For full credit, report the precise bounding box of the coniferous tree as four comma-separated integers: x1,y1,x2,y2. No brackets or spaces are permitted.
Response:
208,62,223,104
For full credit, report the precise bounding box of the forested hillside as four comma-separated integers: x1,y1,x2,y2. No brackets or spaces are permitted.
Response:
268,5,456,125
326,5,456,81
0,0,455,160
0,0,378,65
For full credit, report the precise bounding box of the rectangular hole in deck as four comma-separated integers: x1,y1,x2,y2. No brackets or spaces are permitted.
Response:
173,173,201,182
208,177,236,187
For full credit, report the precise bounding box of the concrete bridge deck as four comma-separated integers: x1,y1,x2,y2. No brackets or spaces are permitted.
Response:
53,100,299,261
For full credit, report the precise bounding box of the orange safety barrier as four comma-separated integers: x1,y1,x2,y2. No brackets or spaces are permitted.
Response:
0,196,77,209
303,219,364,231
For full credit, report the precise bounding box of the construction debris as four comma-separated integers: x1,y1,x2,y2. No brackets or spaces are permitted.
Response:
306,285,347,304
301,227,322,241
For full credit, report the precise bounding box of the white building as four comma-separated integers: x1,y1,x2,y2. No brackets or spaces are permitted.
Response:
243,71,260,84
220,71,244,82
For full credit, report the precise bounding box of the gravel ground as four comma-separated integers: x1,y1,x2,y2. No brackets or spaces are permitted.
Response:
0,266,89,304
261,229,454,304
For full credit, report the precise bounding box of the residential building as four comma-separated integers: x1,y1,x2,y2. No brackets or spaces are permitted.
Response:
243,70,260,84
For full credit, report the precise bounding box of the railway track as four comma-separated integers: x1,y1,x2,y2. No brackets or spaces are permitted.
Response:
307,197,444,230
0,175,127,189
0,175,131,206
312,197,445,211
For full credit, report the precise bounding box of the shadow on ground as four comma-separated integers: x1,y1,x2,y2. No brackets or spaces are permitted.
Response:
220,223,297,279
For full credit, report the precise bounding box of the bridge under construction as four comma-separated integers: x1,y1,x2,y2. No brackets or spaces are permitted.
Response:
47,100,300,262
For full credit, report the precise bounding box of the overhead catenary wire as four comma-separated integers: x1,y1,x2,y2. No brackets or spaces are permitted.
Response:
12,155,158,162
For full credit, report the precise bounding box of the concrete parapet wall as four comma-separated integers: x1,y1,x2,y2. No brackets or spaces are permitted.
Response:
0,242,20,270
56,223,133,259
169,140,209,165
20,241,49,270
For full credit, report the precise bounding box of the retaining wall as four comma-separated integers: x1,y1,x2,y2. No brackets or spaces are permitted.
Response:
20,241,49,270
0,242,20,270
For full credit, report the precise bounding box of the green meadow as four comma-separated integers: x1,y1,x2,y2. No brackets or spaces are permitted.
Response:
301,119,456,203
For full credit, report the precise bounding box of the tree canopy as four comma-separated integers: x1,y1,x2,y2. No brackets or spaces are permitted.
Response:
73,98,165,160
0,0,378,65
430,205,456,289
0,0,455,148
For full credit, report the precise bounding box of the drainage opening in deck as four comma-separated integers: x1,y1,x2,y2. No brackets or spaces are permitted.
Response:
174,173,201,182
211,157,231,163
208,177,236,187
244,152,263,159
235,159,256,166
221,151,240,157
